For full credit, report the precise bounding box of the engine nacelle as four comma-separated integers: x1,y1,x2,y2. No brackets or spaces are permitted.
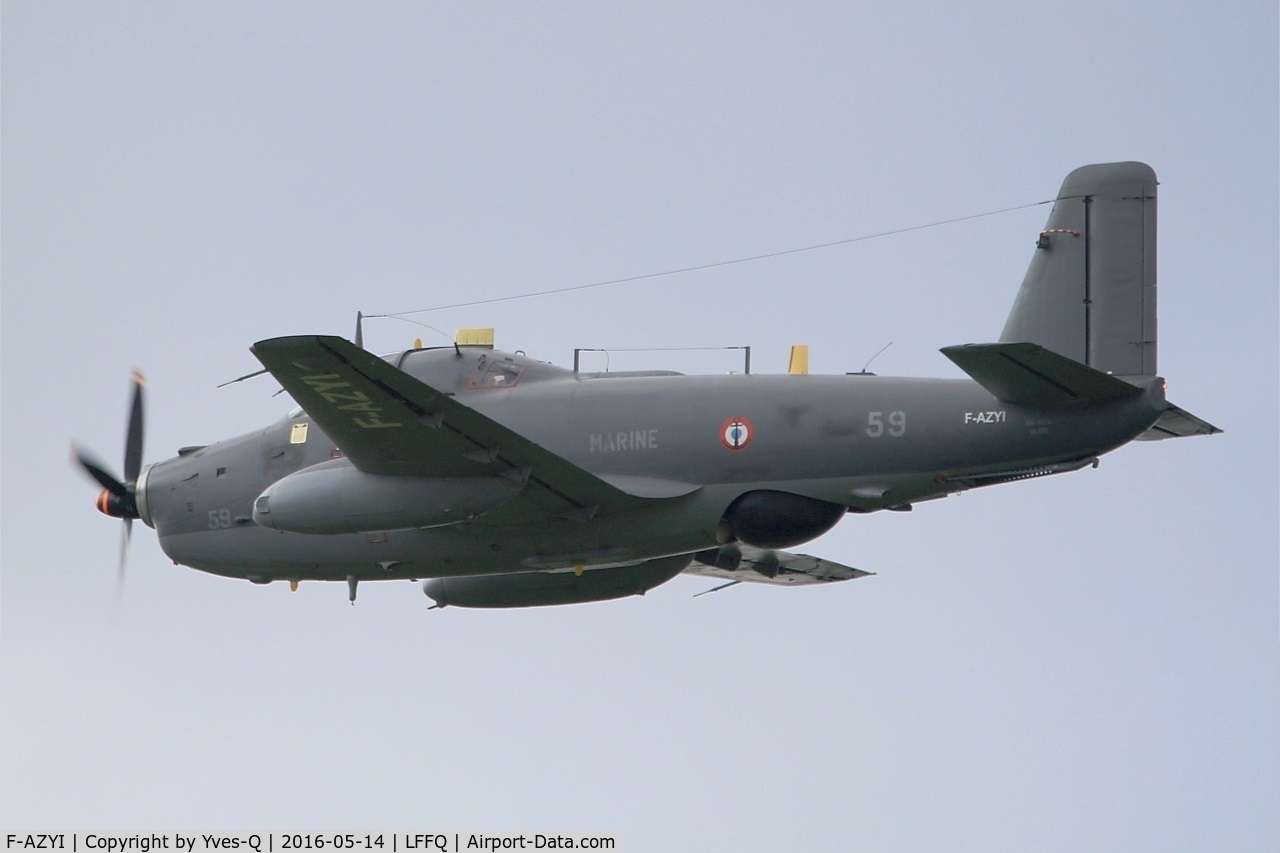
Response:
422,555,691,609
718,490,847,549
253,460,522,534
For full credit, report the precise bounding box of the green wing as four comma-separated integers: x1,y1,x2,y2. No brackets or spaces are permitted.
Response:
251,335,639,518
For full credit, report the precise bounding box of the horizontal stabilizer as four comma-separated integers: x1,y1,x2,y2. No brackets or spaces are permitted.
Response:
941,342,1143,406
1136,403,1222,440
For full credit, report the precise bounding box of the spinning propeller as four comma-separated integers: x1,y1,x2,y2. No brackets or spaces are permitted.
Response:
73,369,146,593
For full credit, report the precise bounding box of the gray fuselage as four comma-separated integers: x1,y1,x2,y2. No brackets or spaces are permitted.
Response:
135,346,1164,584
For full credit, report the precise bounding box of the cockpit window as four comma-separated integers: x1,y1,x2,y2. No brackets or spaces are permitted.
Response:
469,358,526,389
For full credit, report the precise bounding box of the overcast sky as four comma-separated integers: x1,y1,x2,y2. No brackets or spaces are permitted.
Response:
3,2,1277,850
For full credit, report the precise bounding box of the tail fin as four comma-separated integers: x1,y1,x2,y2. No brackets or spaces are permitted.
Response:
1001,162,1157,377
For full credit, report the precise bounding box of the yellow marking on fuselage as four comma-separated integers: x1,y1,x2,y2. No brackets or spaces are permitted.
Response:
300,374,404,429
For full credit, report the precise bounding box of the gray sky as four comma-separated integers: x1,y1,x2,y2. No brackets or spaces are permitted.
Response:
3,2,1277,849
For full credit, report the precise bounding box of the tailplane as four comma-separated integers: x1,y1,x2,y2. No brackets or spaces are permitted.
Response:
1001,162,1158,377
941,342,1143,406
1137,404,1222,440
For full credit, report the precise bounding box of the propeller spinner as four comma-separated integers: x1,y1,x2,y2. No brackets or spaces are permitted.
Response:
73,369,146,592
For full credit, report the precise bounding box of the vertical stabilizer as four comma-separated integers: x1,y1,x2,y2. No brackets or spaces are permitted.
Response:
1001,162,1157,376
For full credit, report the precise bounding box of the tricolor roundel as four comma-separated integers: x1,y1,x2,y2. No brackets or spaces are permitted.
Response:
720,416,753,451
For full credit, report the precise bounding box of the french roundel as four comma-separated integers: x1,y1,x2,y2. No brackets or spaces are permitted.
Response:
720,416,753,451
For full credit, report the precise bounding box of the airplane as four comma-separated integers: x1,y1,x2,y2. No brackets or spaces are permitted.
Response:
74,162,1220,608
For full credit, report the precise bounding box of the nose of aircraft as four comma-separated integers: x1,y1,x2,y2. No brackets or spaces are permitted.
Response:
94,487,137,519
72,369,146,593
